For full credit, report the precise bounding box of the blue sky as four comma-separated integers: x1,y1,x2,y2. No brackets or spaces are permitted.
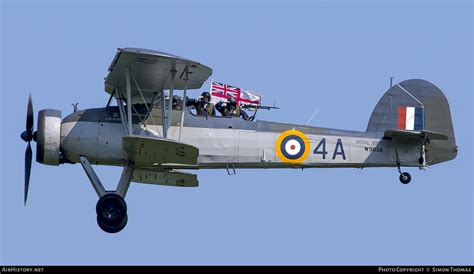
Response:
1,0,472,265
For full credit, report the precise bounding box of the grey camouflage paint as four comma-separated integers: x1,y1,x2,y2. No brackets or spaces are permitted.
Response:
60,79,457,180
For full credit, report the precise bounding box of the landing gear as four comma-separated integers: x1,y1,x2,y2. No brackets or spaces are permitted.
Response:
391,135,414,185
96,193,128,233
397,165,411,184
79,156,134,233
399,172,411,184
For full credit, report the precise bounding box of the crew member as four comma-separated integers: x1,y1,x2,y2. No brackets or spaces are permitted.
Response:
216,97,250,121
186,92,216,116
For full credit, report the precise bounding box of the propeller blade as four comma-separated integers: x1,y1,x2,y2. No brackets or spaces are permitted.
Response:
26,95,34,140
24,142,32,206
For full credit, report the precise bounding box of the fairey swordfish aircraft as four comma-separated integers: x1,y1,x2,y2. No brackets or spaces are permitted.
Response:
20,48,457,233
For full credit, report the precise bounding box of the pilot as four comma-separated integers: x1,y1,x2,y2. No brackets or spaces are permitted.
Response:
216,97,250,121
186,91,216,117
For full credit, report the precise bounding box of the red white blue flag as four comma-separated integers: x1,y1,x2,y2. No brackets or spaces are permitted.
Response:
398,106,423,130
210,81,261,108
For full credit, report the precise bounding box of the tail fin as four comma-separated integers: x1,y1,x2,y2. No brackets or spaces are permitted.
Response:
366,79,457,165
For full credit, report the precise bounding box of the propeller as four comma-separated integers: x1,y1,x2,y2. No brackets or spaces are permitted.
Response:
20,95,34,206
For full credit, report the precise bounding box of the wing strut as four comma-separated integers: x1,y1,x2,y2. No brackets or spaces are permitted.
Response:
130,72,159,130
125,66,133,135
115,87,129,135
161,89,166,136
178,67,189,141
106,87,115,107
163,68,177,139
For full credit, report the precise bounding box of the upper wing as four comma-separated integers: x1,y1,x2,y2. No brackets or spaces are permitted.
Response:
105,48,213,102
122,136,199,167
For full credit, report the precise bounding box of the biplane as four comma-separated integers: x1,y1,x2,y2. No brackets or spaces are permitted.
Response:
20,48,457,233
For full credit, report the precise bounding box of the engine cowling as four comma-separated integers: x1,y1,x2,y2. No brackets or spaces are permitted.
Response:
36,109,61,166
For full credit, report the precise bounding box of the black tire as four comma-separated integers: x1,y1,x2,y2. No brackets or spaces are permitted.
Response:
97,214,128,234
96,193,127,226
399,172,411,184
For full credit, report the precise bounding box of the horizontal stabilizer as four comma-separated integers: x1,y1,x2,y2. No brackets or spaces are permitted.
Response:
123,136,199,167
132,169,198,187
384,130,448,142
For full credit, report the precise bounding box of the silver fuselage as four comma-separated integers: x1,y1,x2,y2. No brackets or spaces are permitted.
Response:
59,106,439,170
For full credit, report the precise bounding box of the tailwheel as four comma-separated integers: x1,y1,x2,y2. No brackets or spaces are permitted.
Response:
399,172,411,184
96,193,128,233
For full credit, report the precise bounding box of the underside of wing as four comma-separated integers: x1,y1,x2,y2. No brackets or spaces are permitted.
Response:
122,136,199,167
132,168,198,187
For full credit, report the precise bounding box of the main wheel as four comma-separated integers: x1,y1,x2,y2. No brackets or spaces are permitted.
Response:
96,193,128,233
399,172,411,184
97,213,128,234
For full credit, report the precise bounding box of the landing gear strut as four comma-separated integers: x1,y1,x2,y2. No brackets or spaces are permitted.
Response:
392,136,413,185
79,156,134,233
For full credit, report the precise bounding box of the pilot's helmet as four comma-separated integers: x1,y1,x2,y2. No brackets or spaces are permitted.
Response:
201,92,211,102
227,97,236,107
172,95,180,106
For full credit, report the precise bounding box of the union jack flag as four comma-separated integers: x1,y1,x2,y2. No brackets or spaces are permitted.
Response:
210,81,261,108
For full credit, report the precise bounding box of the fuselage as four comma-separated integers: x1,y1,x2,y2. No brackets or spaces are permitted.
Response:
60,105,427,169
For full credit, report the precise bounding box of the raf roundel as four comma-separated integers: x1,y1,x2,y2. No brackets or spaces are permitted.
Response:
275,130,310,164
